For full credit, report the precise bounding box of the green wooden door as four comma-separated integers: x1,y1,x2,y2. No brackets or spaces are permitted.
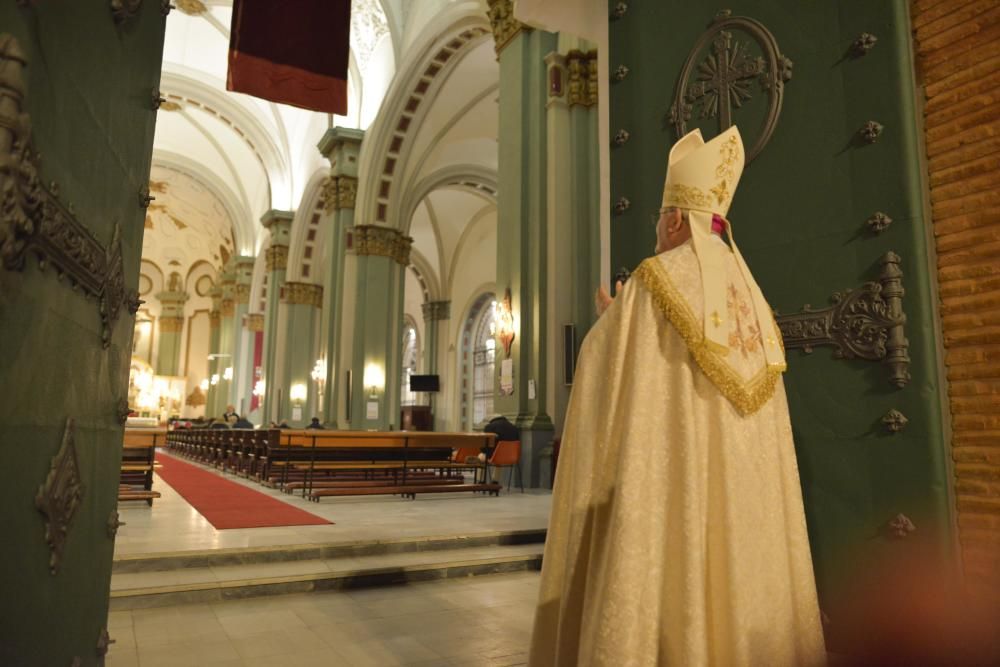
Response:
0,3,165,664
610,0,955,639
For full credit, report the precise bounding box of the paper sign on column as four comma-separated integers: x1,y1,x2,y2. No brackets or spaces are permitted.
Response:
366,401,379,420
500,358,514,396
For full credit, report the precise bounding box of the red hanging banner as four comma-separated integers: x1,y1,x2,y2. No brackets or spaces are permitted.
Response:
227,0,351,115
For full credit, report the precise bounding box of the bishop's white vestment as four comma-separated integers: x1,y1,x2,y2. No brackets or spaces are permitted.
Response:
528,237,827,666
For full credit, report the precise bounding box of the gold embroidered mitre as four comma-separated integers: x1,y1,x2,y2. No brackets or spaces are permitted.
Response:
660,126,785,370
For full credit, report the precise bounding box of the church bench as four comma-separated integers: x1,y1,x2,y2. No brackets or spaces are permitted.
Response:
119,428,166,506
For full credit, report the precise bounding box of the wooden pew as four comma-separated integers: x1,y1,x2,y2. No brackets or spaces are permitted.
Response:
119,428,165,506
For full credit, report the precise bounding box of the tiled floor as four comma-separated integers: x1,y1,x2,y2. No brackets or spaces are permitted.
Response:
106,570,540,667
115,452,551,557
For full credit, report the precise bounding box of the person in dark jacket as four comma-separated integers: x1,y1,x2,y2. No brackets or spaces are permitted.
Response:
307,417,324,429
482,414,519,459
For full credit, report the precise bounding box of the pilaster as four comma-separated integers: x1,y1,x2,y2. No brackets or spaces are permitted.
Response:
279,282,322,427
229,256,254,414
205,286,223,419
243,312,265,418
154,289,188,376
260,209,294,423
491,13,558,486
317,127,364,427
214,263,237,418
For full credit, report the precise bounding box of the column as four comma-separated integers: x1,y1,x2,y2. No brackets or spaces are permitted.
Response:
421,300,451,424
544,45,601,448
260,209,293,424
214,262,237,418
317,127,364,427
154,286,188,377
488,0,558,487
244,312,265,421
229,256,254,415
279,282,323,427
343,225,412,430
204,287,222,419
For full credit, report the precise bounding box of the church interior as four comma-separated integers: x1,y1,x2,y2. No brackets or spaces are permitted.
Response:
2,0,999,665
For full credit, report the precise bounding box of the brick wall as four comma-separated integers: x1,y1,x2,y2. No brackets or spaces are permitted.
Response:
911,0,1000,603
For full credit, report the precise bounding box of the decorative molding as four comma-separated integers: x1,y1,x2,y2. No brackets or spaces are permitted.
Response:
244,313,264,332
486,0,530,57
116,398,131,425
96,628,115,658
566,50,598,108
0,35,139,348
110,0,142,24
337,176,358,210
885,513,916,539
882,409,908,433
320,177,337,214
265,244,289,272
106,510,124,539
669,14,792,163
422,300,452,322
775,251,910,388
859,120,883,144
35,419,85,575
281,281,323,307
234,283,251,305
867,211,893,234
851,32,878,57
350,225,412,265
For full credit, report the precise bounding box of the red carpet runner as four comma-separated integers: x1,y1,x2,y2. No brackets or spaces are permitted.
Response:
154,452,332,530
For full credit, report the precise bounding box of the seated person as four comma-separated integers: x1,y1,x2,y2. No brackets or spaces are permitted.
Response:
306,417,324,429
481,414,519,460
232,416,255,429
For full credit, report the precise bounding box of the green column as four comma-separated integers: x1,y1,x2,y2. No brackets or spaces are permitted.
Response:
154,288,188,377
260,209,293,424
544,45,601,451
421,300,450,424
344,226,411,430
279,282,322,427
229,256,254,415
317,127,364,427
488,0,558,486
204,287,222,420
214,263,237,418
244,313,265,421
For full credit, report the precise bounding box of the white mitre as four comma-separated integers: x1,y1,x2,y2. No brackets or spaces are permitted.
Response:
661,126,785,368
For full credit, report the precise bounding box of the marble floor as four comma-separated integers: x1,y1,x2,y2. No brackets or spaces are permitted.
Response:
116,452,552,557
106,570,540,667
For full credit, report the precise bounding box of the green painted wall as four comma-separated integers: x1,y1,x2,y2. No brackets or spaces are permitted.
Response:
609,0,955,640
0,3,165,664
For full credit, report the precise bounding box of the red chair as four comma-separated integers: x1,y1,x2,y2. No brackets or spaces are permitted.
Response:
489,440,523,492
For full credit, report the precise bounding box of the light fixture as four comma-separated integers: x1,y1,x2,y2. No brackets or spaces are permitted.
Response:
199,379,209,392
210,373,220,386
494,288,516,357
223,366,233,381
290,383,307,404
311,359,327,412
363,362,385,398
253,379,266,397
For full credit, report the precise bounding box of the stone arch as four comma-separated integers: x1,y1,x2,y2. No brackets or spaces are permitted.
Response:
285,168,331,284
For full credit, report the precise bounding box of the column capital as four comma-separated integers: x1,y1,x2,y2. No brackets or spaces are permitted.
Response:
155,290,189,307
566,49,598,108
209,309,221,329
234,283,251,305
261,209,294,246
244,313,264,332
265,244,289,272
421,300,452,322
487,0,531,57
349,225,412,266
281,281,323,307
321,175,358,213
159,316,185,333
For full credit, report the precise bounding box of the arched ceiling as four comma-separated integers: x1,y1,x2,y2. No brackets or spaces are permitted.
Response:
143,165,236,284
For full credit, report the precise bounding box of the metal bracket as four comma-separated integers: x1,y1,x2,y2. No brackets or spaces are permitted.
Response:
776,252,910,388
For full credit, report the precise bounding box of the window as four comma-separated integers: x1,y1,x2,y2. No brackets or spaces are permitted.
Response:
400,323,419,406
471,300,496,428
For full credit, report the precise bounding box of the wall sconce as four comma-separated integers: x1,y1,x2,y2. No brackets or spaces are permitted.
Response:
223,366,233,381
494,288,516,357
289,383,307,405
253,379,266,397
199,379,209,392
363,362,385,399
210,373,220,386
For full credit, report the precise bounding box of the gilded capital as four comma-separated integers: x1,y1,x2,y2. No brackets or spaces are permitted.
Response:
265,244,289,272
209,310,221,329
220,298,235,317
567,50,598,108
244,313,264,332
350,225,412,266
281,281,323,307
159,316,185,333
422,300,452,322
321,175,359,213
487,0,530,57
235,283,251,305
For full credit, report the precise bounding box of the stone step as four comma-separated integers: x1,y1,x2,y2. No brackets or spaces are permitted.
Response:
113,528,546,574
109,543,544,611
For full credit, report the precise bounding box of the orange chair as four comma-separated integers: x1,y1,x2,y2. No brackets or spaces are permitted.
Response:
488,440,523,492
451,446,484,483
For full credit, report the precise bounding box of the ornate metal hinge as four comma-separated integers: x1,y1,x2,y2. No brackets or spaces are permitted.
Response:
0,34,139,348
36,419,85,575
776,251,910,388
